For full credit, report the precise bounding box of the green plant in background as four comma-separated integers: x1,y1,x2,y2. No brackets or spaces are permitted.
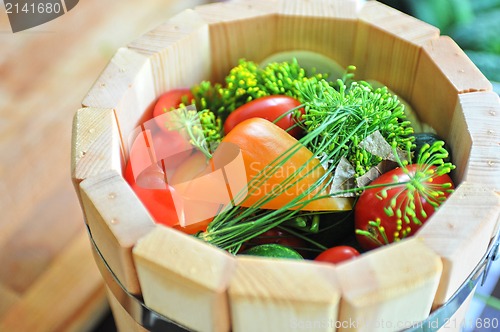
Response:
406,0,474,33
383,0,500,83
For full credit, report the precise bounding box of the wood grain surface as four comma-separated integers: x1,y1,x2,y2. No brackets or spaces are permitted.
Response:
0,1,213,330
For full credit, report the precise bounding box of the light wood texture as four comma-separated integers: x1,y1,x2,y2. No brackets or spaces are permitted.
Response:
81,47,155,160
0,231,107,332
335,238,443,332
417,183,500,308
129,8,212,100
71,107,123,189
189,1,272,84
0,0,216,329
276,0,359,71
411,36,493,138
354,0,440,100
80,170,156,295
195,0,359,83
133,225,235,332
229,257,340,332
450,91,500,188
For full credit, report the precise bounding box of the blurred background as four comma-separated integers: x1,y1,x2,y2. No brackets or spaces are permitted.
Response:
0,0,498,331
0,1,213,331
381,0,500,91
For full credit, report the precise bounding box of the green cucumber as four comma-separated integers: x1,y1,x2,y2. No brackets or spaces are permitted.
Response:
241,244,303,260
259,50,345,81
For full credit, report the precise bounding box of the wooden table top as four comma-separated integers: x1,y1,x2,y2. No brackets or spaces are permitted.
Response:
0,1,212,330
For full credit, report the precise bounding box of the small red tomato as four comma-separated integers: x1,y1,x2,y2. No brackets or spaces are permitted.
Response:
152,88,194,132
151,129,193,170
355,164,454,250
315,246,360,264
223,95,304,138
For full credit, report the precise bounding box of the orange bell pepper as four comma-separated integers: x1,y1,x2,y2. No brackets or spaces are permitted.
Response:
219,118,353,211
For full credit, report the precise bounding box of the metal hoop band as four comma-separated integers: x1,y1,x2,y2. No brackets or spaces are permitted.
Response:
87,224,500,332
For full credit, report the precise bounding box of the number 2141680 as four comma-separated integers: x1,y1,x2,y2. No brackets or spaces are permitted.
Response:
443,317,499,330
5,2,62,14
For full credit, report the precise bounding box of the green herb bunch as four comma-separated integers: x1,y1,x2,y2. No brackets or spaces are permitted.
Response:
298,73,415,177
191,58,326,122
155,91,223,155
163,107,221,158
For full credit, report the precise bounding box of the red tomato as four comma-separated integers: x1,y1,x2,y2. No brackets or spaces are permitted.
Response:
355,164,454,250
124,159,212,235
124,159,181,229
223,95,304,138
152,89,194,132
151,129,193,170
314,246,360,264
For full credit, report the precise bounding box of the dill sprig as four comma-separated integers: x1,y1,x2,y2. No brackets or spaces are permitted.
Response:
164,107,222,158
191,58,326,122
298,75,414,177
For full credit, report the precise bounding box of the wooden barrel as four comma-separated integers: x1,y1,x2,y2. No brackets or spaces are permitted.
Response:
71,0,500,331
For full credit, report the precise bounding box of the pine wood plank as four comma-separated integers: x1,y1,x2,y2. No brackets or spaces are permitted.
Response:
194,1,276,83
81,48,156,155
411,36,492,138
229,256,340,332
353,0,439,102
71,107,123,189
0,231,106,332
447,95,473,185
133,225,235,332
449,92,500,188
81,47,149,110
127,9,209,56
128,9,212,102
79,170,156,295
195,0,359,83
335,237,442,331
417,183,500,308
279,0,360,17
275,0,359,71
